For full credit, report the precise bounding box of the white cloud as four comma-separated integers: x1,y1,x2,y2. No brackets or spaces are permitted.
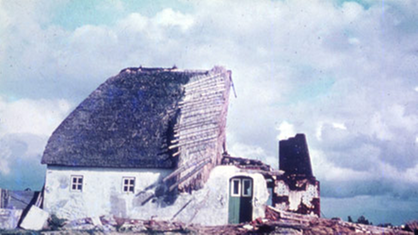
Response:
154,8,194,31
116,13,148,32
315,122,324,141
0,97,72,137
229,142,266,160
332,122,347,130
0,143,12,175
341,1,365,21
99,0,124,12
0,96,70,179
404,163,418,183
377,161,418,184
310,149,374,182
369,112,393,140
348,37,360,45
227,131,278,168
0,133,47,176
276,121,296,141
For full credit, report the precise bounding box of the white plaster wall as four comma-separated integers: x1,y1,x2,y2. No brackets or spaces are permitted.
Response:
274,179,319,212
44,165,269,225
44,166,171,220
130,165,268,225
185,165,269,224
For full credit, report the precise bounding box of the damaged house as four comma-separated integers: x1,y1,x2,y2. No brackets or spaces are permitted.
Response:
39,66,320,225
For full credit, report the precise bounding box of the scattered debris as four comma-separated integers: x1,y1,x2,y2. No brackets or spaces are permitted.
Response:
47,214,67,231
0,210,415,234
91,217,102,227
19,205,49,231
405,220,418,233
118,219,146,232
221,154,275,172
100,215,118,227
242,224,254,230
0,208,22,230
264,206,412,235
62,217,96,231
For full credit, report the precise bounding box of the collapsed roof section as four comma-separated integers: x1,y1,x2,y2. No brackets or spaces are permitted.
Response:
164,66,232,191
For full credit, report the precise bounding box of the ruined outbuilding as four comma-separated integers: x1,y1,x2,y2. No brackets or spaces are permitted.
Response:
275,134,320,215
39,66,320,226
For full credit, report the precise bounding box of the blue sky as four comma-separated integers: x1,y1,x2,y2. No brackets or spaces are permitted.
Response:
50,0,193,29
1,0,418,225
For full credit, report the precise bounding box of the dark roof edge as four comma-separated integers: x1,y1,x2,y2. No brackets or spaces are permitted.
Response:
45,164,175,170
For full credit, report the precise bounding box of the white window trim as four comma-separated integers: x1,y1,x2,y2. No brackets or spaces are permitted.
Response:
70,175,83,192
122,177,135,193
231,178,241,197
242,178,252,197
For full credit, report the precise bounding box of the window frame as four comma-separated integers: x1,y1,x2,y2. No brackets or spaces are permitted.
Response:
230,178,241,197
122,177,135,193
70,175,83,192
242,178,252,197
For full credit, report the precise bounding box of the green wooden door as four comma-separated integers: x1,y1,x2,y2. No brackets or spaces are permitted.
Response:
228,178,241,224
228,177,253,224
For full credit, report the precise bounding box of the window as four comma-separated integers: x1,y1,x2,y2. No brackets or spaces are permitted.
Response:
122,177,135,193
231,178,241,197
71,175,83,192
230,177,253,197
242,179,252,197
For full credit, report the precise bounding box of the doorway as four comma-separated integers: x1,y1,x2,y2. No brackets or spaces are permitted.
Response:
228,177,253,224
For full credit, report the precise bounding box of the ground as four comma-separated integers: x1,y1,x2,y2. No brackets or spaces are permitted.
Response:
2,215,416,235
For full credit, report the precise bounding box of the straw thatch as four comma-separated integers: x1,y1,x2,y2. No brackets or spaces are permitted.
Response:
41,66,231,186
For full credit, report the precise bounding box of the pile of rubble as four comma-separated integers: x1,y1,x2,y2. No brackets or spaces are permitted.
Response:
262,206,415,235
2,206,417,234
39,214,418,235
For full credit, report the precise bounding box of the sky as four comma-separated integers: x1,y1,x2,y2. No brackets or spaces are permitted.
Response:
1,0,418,225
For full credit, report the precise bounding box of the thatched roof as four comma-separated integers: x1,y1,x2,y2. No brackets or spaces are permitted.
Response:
42,67,231,169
